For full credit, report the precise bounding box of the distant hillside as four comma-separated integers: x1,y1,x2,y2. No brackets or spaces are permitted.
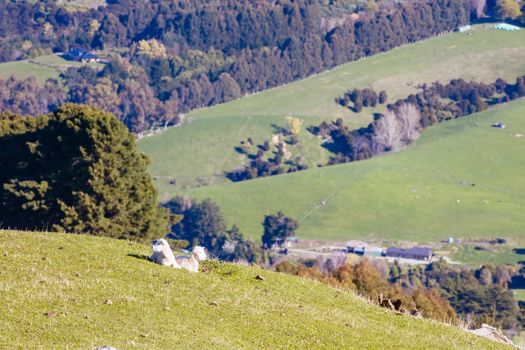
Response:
0,230,508,349
0,54,96,84
139,26,525,190
173,98,525,242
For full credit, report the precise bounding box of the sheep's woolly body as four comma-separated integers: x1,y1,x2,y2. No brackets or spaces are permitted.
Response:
150,238,180,268
176,246,208,273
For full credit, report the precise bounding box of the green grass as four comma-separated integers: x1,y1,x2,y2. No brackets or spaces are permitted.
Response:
139,26,525,190
0,54,99,84
172,99,525,242
449,245,525,267
57,0,106,10
0,230,508,349
513,290,525,301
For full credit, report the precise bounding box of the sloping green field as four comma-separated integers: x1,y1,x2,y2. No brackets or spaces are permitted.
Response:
0,230,508,349
139,26,525,190
176,99,525,242
0,54,98,84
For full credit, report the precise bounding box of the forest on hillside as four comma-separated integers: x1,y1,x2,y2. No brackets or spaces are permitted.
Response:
0,0,481,131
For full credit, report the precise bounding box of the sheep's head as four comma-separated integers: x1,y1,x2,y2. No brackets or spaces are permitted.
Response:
192,246,207,261
151,238,170,253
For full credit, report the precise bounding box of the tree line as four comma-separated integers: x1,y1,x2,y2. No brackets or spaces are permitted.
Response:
277,256,524,331
312,74,525,165
0,0,473,132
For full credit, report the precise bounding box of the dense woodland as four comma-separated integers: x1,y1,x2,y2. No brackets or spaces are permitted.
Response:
0,0,475,131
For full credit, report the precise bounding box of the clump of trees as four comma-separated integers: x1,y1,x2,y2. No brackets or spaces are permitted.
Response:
261,212,299,249
0,104,169,241
396,260,521,330
276,256,523,329
315,74,525,165
276,258,456,323
0,77,65,116
226,134,308,182
338,88,387,112
164,196,264,263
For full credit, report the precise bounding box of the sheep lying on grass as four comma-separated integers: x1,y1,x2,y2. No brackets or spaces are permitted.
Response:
176,246,208,273
150,239,207,273
150,238,181,268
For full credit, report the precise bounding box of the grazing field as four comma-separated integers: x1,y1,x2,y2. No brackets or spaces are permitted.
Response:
174,99,525,242
139,26,525,190
0,230,507,349
513,290,525,302
449,245,525,267
57,0,106,10
0,55,98,84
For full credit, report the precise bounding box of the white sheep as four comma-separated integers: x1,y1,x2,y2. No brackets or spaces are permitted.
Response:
150,238,181,268
175,246,207,273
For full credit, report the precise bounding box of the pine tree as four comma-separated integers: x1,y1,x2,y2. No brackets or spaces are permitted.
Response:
0,104,169,241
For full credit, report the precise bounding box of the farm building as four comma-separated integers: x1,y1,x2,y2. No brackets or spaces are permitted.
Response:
64,48,100,63
494,23,520,31
385,247,433,261
364,246,384,257
348,245,384,257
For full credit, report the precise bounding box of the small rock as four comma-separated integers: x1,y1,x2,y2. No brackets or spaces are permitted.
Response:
44,311,57,318
380,299,395,310
410,309,422,318
164,306,171,311
140,333,149,338
209,301,219,307
97,346,118,350
392,299,403,311
104,299,113,305
164,280,172,285
255,275,265,281
126,340,136,346
469,324,514,346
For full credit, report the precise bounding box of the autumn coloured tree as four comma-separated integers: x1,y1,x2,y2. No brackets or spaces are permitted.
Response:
493,0,522,18
373,110,403,152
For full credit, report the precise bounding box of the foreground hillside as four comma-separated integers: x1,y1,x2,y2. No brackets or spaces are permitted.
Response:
179,99,525,242
0,231,507,349
139,26,525,190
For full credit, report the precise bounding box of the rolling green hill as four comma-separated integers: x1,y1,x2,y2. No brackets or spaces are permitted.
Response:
0,54,99,84
139,25,525,190
174,99,525,242
0,230,508,349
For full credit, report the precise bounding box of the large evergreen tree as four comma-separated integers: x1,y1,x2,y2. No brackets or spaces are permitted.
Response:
0,104,169,241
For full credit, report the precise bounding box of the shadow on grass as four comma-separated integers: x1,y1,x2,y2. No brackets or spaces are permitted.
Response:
127,253,150,261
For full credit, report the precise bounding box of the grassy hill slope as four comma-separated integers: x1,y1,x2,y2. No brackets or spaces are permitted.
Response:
0,54,99,84
177,99,525,242
0,230,508,349
139,26,525,190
